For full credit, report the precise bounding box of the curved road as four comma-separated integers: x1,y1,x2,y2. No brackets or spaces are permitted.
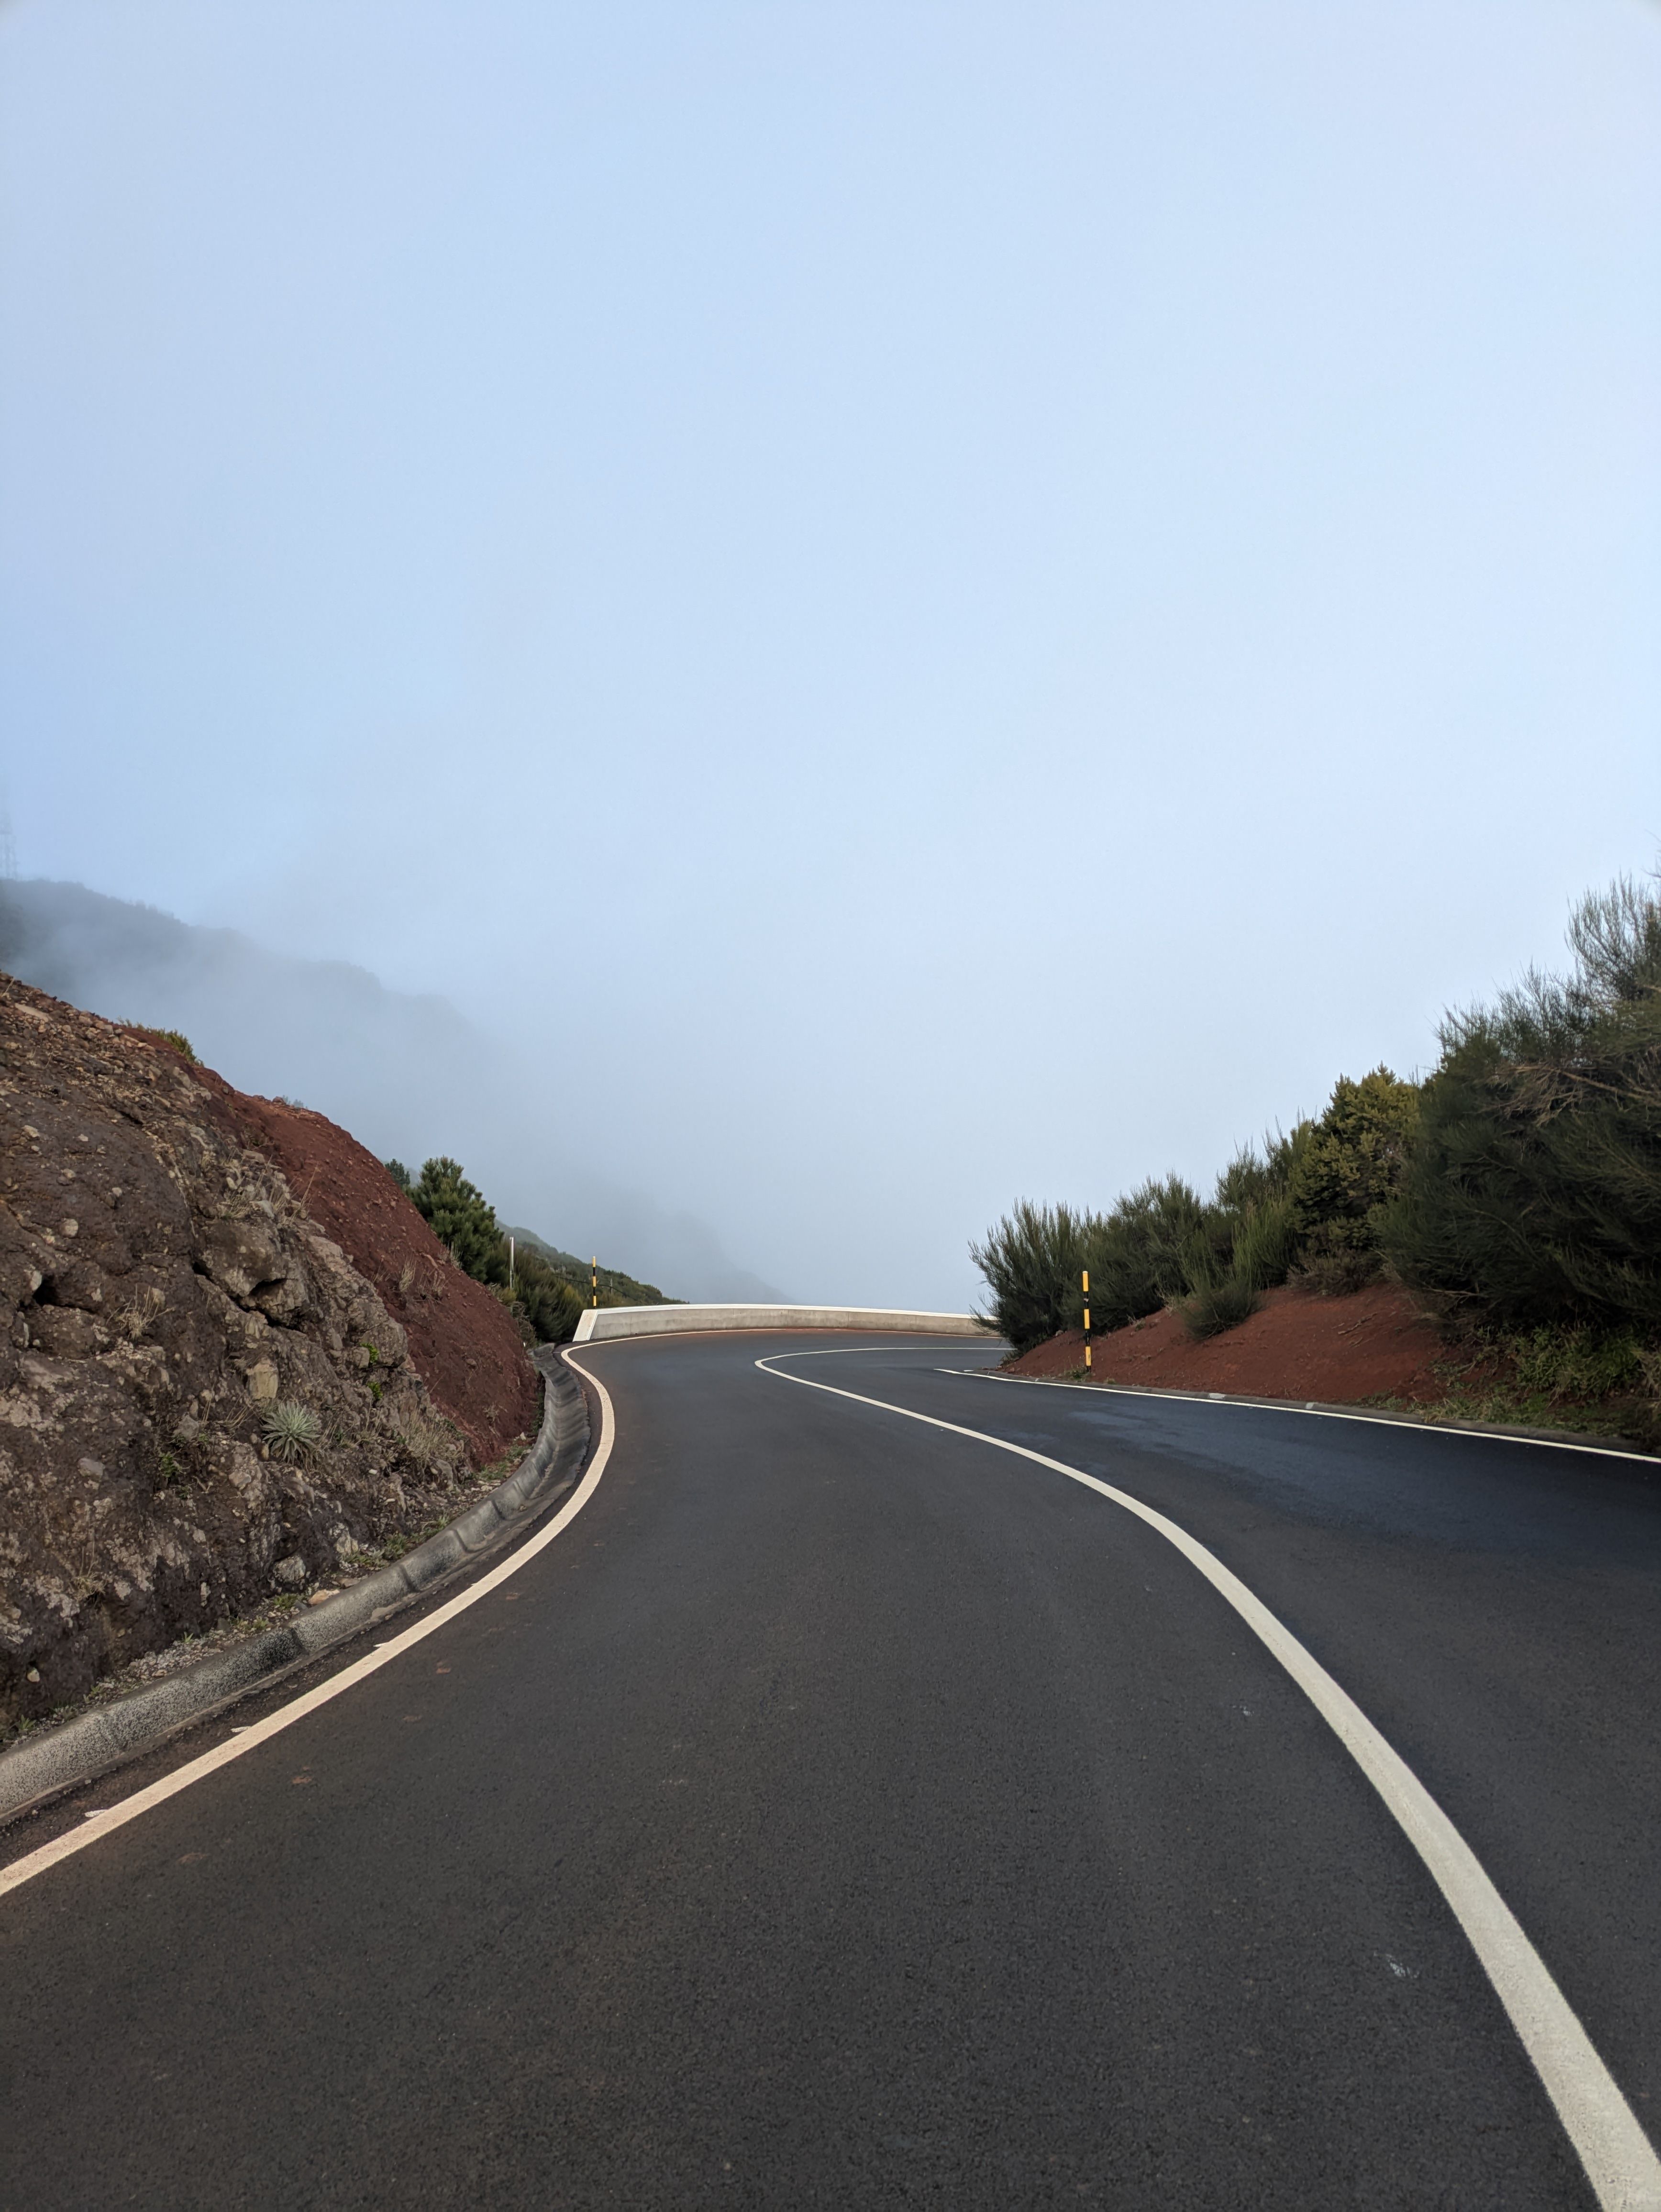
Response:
2,1330,1659,2209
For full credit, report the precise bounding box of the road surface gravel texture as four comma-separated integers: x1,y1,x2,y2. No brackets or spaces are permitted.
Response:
2,1330,1658,2210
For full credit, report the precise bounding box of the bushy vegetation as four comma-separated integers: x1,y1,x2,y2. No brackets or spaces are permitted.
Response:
1288,1069,1419,1254
132,1025,198,1062
406,1157,507,1282
1095,1176,1211,1325
503,1225,670,1311
974,869,1661,1438
1382,877,1661,1349
969,1202,1097,1354
972,1156,1301,1354
1182,1275,1263,1340
383,1156,667,1346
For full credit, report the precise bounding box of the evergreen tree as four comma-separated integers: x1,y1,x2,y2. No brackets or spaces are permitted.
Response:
410,1156,508,1285
1287,1068,1420,1252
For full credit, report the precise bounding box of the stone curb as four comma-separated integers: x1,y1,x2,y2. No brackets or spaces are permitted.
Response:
0,1346,590,1826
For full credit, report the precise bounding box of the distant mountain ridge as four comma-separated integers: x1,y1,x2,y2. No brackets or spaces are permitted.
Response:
0,878,782,1303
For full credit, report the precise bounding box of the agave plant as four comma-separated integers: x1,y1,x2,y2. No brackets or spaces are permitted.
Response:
261,1398,323,1464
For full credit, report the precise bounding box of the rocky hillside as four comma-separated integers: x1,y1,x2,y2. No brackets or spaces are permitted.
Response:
0,976,539,1731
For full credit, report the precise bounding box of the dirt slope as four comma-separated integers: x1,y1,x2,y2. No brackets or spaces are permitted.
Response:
194,1078,537,1461
0,977,537,1729
1007,1281,1447,1402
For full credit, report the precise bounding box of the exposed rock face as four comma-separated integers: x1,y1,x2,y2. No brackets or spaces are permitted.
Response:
0,979,534,1730
203,1084,541,1465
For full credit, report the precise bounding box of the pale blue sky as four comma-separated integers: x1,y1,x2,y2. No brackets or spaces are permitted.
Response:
4,0,1660,1305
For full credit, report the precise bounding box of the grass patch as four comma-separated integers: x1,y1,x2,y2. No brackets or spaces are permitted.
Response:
130,1025,198,1062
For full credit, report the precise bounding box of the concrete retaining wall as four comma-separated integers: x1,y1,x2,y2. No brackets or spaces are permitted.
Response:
573,1303,990,1343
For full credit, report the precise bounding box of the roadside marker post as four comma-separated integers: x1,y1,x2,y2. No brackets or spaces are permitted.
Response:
1083,1270,1092,1372
591,1256,598,1308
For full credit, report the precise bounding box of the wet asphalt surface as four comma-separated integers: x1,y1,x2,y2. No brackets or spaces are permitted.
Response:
2,1331,1658,2210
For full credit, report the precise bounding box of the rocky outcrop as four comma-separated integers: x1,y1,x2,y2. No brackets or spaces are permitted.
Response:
204,1084,541,1464
0,978,537,1731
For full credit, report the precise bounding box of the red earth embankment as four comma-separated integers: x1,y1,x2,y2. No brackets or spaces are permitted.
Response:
1007,1282,1448,1404
187,1068,538,1464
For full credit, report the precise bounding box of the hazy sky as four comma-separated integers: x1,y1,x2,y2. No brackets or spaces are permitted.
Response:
4,0,1660,1307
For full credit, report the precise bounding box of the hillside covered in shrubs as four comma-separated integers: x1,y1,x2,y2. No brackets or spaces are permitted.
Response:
975,873,1661,1443
387,1155,674,1345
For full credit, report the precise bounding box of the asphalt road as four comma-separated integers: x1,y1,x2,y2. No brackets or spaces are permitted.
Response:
3,1331,1659,2210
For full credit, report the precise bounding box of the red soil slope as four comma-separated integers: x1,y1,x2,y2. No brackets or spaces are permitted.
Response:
183,1062,538,1463
1008,1282,1446,1404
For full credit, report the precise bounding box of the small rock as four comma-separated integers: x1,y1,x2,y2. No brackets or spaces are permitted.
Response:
78,1457,106,1481
61,1218,79,1238
273,1554,307,1589
26,1668,40,1683
246,1359,279,1405
307,1588,337,1607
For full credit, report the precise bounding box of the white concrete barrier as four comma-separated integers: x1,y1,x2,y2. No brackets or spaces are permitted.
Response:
572,1303,992,1343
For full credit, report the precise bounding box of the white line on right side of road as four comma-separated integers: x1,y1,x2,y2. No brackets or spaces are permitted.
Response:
950,1364,1654,1461
756,1352,1661,2212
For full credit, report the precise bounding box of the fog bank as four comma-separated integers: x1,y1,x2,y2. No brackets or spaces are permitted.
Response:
0,879,782,1305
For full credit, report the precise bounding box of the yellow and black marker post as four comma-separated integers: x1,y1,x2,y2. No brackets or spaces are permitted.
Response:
591,1256,598,1308
1083,1269,1092,1372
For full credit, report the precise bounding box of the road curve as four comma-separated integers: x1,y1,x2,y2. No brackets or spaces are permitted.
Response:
2,1330,1658,2210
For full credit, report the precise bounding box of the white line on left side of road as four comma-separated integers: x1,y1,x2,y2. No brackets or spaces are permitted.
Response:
753,1350,1661,2212
0,1351,617,1902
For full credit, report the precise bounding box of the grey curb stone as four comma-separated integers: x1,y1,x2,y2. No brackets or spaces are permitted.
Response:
0,1347,589,1826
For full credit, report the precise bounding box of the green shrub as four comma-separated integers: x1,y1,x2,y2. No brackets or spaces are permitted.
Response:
499,1250,586,1345
1226,1193,1299,1291
1507,1326,1642,1403
1288,1069,1419,1252
972,1201,1100,1351
409,1157,508,1284
1084,1176,1209,1328
974,1171,1280,1349
1382,875,1661,1339
1181,1277,1262,1340
1214,1125,1310,1219
134,1026,198,1063
1291,1221,1383,1296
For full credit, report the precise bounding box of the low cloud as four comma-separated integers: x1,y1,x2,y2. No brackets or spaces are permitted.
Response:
0,878,783,1303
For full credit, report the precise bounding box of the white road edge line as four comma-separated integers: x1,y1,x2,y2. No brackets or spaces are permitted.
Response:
0,1351,617,1902
951,1364,1651,1463
754,1351,1661,2212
